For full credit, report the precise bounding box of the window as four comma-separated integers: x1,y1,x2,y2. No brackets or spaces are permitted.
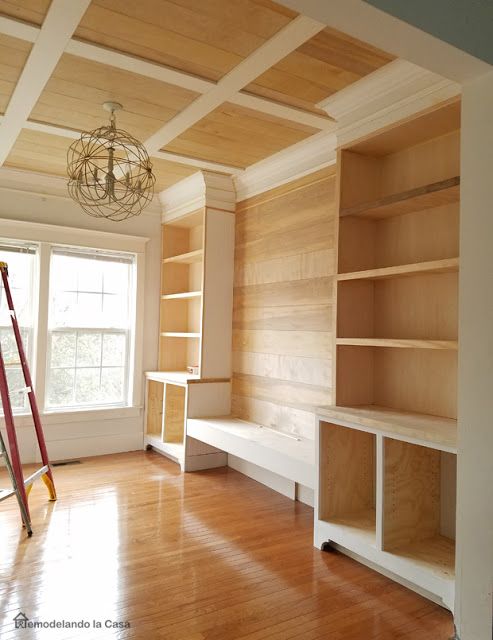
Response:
45,248,135,411
0,243,37,413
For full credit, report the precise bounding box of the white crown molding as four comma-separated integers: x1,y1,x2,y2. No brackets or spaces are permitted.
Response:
0,166,162,216
159,171,236,222
318,59,461,147
233,130,337,202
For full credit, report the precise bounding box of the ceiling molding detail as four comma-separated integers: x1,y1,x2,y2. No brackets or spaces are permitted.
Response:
318,59,461,147
159,172,236,222
0,0,92,166
0,15,332,132
234,131,337,202
0,116,241,174
144,15,326,154
0,166,161,216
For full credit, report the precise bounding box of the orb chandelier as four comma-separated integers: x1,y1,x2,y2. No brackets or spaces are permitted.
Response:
67,102,156,221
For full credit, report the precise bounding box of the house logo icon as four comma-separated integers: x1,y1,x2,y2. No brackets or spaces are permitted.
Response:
14,612,29,629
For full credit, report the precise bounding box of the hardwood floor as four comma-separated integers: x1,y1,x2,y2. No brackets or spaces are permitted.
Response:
0,451,453,639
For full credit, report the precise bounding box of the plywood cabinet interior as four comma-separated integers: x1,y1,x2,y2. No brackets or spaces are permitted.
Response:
159,207,235,378
315,100,460,612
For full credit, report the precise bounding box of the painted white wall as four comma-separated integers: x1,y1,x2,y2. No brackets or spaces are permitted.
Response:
0,187,161,462
455,70,493,640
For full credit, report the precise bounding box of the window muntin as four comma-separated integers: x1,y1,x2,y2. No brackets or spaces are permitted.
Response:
45,248,135,411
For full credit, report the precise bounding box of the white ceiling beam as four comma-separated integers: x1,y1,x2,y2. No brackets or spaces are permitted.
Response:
0,15,38,41
0,16,333,130
144,15,326,154
0,0,91,166
0,116,241,174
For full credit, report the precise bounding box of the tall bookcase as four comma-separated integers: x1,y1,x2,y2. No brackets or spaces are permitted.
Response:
144,172,235,468
315,100,460,611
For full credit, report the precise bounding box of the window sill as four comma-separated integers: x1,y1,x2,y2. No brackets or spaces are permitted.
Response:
1,405,142,428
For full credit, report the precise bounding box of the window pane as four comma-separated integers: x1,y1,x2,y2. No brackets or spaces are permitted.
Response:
51,332,76,368
6,369,26,410
75,367,100,404
102,334,125,366
47,368,75,407
46,249,134,410
76,332,102,367
101,368,124,403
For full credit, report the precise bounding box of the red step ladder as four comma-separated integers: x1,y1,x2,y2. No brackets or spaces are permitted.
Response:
0,262,56,535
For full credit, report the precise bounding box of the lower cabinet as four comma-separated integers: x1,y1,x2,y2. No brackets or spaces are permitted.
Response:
316,417,456,611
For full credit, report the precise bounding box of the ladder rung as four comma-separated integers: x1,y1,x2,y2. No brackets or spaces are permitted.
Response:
0,488,15,502
9,386,31,395
24,465,49,487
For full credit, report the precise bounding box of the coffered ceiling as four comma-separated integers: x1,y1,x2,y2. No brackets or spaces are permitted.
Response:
0,0,394,192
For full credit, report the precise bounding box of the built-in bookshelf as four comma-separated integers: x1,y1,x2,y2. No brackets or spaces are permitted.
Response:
316,100,460,612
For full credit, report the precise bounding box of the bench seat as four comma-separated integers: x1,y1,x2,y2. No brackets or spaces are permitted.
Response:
186,417,315,489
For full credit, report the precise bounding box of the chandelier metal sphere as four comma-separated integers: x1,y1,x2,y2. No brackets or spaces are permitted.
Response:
67,102,156,221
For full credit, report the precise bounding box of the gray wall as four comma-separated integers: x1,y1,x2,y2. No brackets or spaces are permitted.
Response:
364,0,493,65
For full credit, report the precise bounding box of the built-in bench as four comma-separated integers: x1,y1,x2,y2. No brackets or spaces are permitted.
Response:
186,417,315,490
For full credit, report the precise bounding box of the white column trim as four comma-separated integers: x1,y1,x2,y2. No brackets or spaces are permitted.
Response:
159,171,236,222
0,0,92,166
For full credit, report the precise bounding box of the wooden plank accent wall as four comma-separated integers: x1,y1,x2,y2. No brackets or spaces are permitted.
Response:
232,167,337,440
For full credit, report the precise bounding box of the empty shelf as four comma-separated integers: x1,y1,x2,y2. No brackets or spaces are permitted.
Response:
340,177,460,219
161,291,202,300
317,405,457,452
336,338,458,350
338,258,459,282
162,249,203,264
160,332,200,338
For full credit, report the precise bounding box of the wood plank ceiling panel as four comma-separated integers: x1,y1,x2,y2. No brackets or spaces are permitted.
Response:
29,53,200,141
74,0,296,82
245,25,395,112
0,33,32,114
5,129,201,192
163,102,318,168
0,0,52,25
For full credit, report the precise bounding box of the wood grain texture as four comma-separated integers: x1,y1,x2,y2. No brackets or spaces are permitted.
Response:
0,451,454,639
0,0,51,25
232,169,336,439
0,34,31,114
146,379,164,436
246,25,394,112
320,422,375,521
4,129,199,191
74,0,296,82
30,53,199,142
164,383,186,443
164,102,318,168
383,439,441,549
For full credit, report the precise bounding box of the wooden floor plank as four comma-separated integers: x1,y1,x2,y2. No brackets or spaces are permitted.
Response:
0,451,453,639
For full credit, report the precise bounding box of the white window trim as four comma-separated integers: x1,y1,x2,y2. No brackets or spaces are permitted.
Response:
0,217,148,421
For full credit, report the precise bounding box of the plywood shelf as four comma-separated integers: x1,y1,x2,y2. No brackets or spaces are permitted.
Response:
160,332,200,338
318,405,457,452
338,258,459,282
336,338,458,350
161,291,202,300
163,249,203,264
340,177,460,220
388,535,455,582
323,508,376,546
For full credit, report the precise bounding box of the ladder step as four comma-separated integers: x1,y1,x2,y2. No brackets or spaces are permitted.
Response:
9,386,31,395
24,465,49,487
0,488,15,502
